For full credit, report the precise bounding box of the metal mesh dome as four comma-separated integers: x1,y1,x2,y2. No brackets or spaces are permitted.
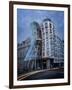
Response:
43,18,51,22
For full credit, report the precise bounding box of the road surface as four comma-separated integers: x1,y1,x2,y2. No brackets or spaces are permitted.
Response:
18,68,64,80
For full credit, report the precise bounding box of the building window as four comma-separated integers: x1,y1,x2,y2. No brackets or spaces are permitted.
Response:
42,32,45,37
50,29,52,33
42,52,45,56
46,50,49,56
50,23,52,28
46,36,48,39
46,41,48,46
42,27,44,31
42,43,45,48
45,22,48,28
46,31,48,35
42,47,45,51
43,32,45,35
42,40,44,44
42,37,45,41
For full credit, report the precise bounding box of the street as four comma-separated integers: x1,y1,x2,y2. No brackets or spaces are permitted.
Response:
18,68,64,80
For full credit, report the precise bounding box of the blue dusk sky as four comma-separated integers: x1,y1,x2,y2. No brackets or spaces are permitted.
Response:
17,9,64,43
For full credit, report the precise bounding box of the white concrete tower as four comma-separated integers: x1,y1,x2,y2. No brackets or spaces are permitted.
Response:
41,18,55,58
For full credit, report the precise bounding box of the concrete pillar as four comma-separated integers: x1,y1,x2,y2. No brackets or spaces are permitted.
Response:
47,59,50,69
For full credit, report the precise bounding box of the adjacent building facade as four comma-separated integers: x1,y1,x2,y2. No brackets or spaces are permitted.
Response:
17,38,31,74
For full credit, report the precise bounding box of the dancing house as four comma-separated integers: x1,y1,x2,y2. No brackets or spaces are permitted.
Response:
17,18,64,75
